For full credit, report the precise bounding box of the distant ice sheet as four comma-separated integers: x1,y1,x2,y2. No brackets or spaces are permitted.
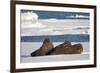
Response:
21,19,89,36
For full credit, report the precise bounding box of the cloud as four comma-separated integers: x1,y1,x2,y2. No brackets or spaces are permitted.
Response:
66,14,89,19
21,11,38,23
75,14,89,19
21,11,46,28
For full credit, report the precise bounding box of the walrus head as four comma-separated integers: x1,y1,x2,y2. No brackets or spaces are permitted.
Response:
71,44,83,54
43,38,51,43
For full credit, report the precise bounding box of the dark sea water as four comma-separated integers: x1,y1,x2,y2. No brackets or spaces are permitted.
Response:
21,10,89,20
21,34,89,42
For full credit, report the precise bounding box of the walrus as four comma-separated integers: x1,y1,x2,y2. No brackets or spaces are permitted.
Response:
70,44,83,54
31,38,54,56
46,42,83,55
46,41,71,55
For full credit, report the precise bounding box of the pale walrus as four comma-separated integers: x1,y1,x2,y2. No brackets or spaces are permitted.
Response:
31,38,54,56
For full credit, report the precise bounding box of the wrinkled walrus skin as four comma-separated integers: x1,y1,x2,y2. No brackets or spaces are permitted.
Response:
46,42,83,55
31,38,54,57
46,41,71,55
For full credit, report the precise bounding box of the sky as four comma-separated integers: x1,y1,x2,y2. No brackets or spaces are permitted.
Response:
21,9,90,19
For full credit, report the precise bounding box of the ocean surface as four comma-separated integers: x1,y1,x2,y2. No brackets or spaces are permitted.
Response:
21,10,89,19
21,34,89,42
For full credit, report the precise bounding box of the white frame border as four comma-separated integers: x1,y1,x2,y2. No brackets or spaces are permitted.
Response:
15,4,94,69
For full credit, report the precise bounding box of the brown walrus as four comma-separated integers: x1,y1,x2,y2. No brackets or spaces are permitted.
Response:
31,38,54,56
46,41,83,55
46,41,71,55
70,44,83,54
